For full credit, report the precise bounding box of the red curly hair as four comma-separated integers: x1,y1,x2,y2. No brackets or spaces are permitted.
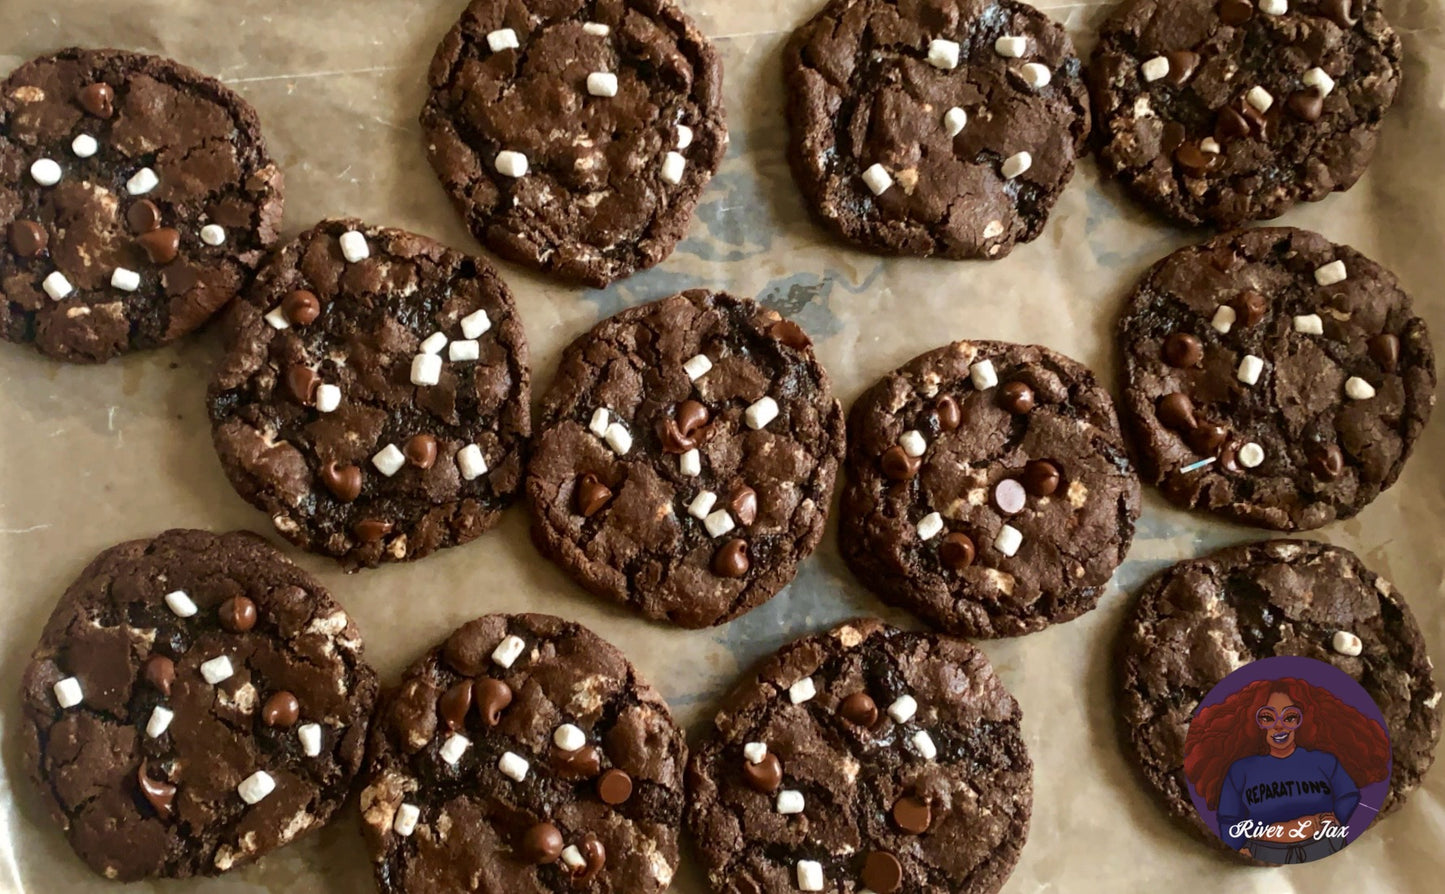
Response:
1184,677,1391,810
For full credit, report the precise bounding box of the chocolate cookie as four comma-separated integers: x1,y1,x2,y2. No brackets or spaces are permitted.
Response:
1118,228,1435,531
1,48,283,363
784,0,1089,259
1089,0,1402,227
525,291,844,628
359,613,686,893
421,0,727,287
18,529,378,881
686,619,1032,894
208,219,531,568
1117,539,1441,852
840,340,1141,638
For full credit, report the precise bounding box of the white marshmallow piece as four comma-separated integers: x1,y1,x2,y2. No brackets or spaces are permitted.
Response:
688,490,718,519
1246,86,1274,114
583,22,611,36
994,524,1023,558
146,706,175,738
704,509,736,538
743,742,768,764
1001,151,1033,180
788,676,817,705
71,134,99,158
776,790,805,815
393,803,421,836
660,151,686,185
796,861,825,892
238,771,275,805
126,167,159,195
1293,314,1324,335
200,224,226,246
1315,260,1348,286
683,353,713,381
561,845,587,871
165,589,198,618
553,723,587,752
410,353,443,386
911,730,938,760
1260,0,1288,15
916,512,944,541
1200,137,1222,154
495,150,529,178
457,444,488,480
53,677,83,709
492,634,526,668
461,308,492,339
498,750,530,781
449,339,480,361
298,722,323,757
899,430,927,458
42,271,74,301
995,35,1027,58
676,125,694,149
1303,67,1336,98
30,158,62,186
680,448,702,477
1332,630,1363,657
420,331,448,355
200,656,234,685
1236,354,1265,386
887,694,918,724
1211,304,1237,334
339,230,369,263
440,733,470,765
1237,442,1265,469
1344,376,1376,401
969,359,998,390
315,383,342,413
861,163,893,196
373,443,406,477
111,267,141,292
588,407,611,437
487,28,520,52
604,422,632,455
587,72,619,98
264,306,291,330
745,396,779,430
1141,56,1170,83
944,106,968,137
927,39,960,71
1020,62,1052,89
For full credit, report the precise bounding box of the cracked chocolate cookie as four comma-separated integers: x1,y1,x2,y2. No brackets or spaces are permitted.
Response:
1,48,283,363
840,340,1141,638
525,290,844,628
1089,0,1401,227
421,0,727,287
1117,539,1441,853
1118,228,1435,530
18,529,378,881
208,218,531,568
686,618,1032,894
359,613,686,893
783,0,1089,259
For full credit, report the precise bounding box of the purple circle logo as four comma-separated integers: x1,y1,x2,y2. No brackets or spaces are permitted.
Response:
1182,656,1392,864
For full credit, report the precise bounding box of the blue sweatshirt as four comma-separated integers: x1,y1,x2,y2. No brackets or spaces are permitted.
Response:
1216,747,1360,849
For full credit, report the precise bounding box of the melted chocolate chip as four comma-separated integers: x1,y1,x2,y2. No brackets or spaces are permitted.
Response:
933,395,961,432
1322,0,1356,28
1160,122,1187,156
575,835,607,881
574,473,613,517
839,692,879,727
712,539,750,577
218,595,258,633
1368,333,1400,373
354,519,393,542
1288,90,1324,123
728,486,758,525
880,446,921,481
282,289,322,325
1215,106,1253,142
476,678,513,725
861,851,903,894
658,419,695,454
321,462,363,502
1309,443,1345,480
519,822,564,864
404,433,438,469
553,744,602,779
742,753,783,794
1162,333,1204,368
939,532,976,570
439,680,473,730
1218,0,1254,26
769,319,811,350
262,691,300,727
1188,422,1229,455
136,228,181,265
997,381,1035,414
142,654,175,696
137,761,175,819
1231,290,1267,327
1156,393,1198,432
78,82,115,118
1021,460,1062,497
677,399,710,437
1164,50,1201,87
597,768,633,805
8,220,48,257
126,200,162,234
1175,142,1219,175
284,364,320,405
892,795,932,834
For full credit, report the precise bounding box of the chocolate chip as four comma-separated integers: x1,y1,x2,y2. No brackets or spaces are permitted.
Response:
575,835,607,880
839,692,879,727
1309,443,1345,479
997,381,1034,414
677,399,710,436
1174,142,1219,175
939,532,976,570
354,519,393,542
1218,0,1253,26
1160,121,1187,155
742,752,783,793
553,743,602,779
892,795,932,834
1162,333,1204,368
282,289,321,325
1021,460,1062,497
728,485,758,525
127,200,162,234
1218,441,1242,473
597,768,633,805
1188,422,1229,455
142,654,175,696
137,761,175,820
218,595,258,633
78,82,115,118
476,678,513,725
1232,290,1267,327
769,319,811,350
660,399,710,452
285,364,320,405
658,419,695,454
262,690,300,728
1287,90,1324,123
861,851,904,894
519,822,564,864
404,433,438,469
574,473,613,517
1368,333,1400,373
8,220,48,257
1215,106,1253,142
712,539,750,577
136,228,181,265
1322,0,1356,28
438,679,473,730
880,445,921,481
933,395,961,432
1239,101,1272,139
1164,50,1201,87
1156,393,1198,432
320,462,363,502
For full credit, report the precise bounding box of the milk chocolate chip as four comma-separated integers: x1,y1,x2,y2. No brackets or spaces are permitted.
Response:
262,691,300,728
321,462,363,502
839,692,879,727
574,473,613,517
597,769,633,805
742,753,783,794
439,679,473,730
476,678,513,726
282,290,321,326
218,595,258,633
404,433,438,470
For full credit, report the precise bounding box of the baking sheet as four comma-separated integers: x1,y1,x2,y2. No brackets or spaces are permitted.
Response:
2,0,1442,891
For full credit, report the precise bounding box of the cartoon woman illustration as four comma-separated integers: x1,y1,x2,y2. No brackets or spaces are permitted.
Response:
1184,677,1391,864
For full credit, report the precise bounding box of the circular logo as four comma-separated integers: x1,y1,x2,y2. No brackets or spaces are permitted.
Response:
1182,656,1392,865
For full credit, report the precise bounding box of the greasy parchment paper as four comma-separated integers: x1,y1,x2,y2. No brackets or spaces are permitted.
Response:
2,0,1443,891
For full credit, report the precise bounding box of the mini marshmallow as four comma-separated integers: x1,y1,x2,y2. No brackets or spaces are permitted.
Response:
461,308,492,338
660,151,686,185
553,723,587,752
487,28,520,52
457,444,488,480
561,845,587,871
42,272,74,301
165,590,198,618
911,729,938,760
1293,314,1324,335
30,158,62,186
1211,304,1237,334
71,134,99,158
238,771,275,805
373,443,406,477
420,331,448,355
995,35,1027,58
796,861,824,892
264,306,291,330
492,634,526,668
1246,86,1274,113
994,479,1027,515
944,106,968,137
916,512,944,541
604,422,633,455
743,742,768,764
788,676,817,704
1001,151,1033,180
676,125,694,149
587,72,619,98
498,750,530,781
689,491,718,519
776,790,805,815
495,150,529,178
704,509,736,538
1260,0,1287,14
683,353,713,381
887,694,918,724
339,230,369,263
1200,137,1222,154
126,166,159,195
200,656,234,685
53,677,83,709
449,339,480,361
1237,442,1265,469
393,803,421,836
582,22,610,36
588,407,611,437
1141,56,1170,82
1020,62,1052,89
1303,67,1336,98
440,733,470,765
200,224,226,246
745,396,779,430
1315,260,1348,286
298,722,323,757
927,39,960,70
899,430,927,458
1332,630,1363,657
411,353,442,386
111,267,141,292
970,359,998,390
1344,376,1376,400
1237,354,1265,386
861,163,893,196
315,383,342,413
994,524,1023,557
680,448,702,477
146,706,174,738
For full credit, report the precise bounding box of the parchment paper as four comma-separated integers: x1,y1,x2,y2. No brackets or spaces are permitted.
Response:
2,1,1442,891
